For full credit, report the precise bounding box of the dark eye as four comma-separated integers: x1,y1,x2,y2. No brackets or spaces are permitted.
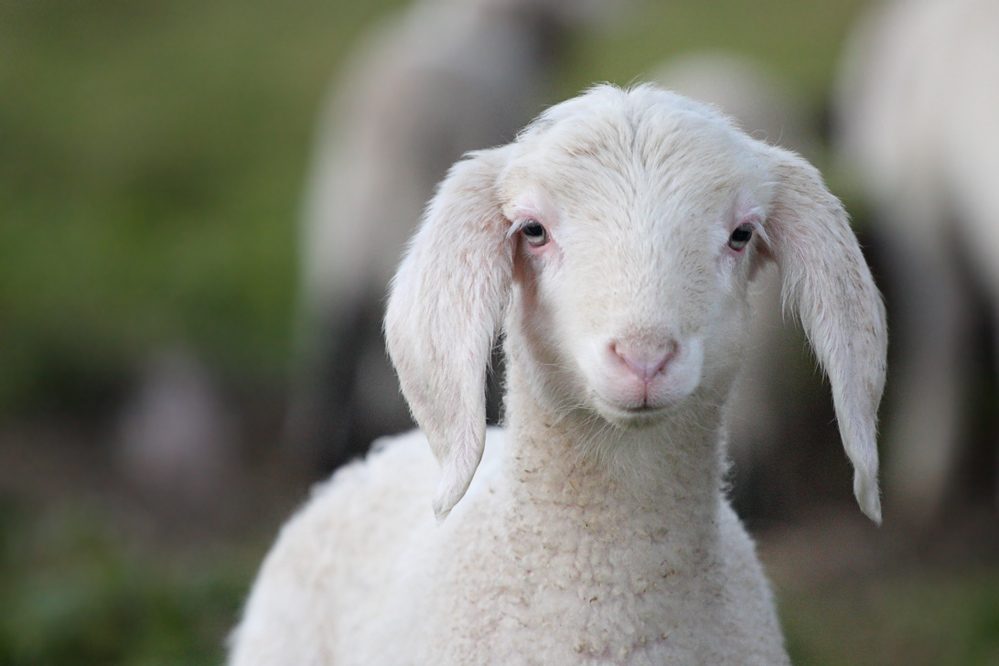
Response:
728,223,754,251
522,220,548,247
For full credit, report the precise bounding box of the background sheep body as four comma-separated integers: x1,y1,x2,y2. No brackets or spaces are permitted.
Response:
229,85,886,665
834,0,999,521
286,0,599,468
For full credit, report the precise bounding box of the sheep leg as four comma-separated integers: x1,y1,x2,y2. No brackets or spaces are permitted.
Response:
283,297,377,470
880,227,974,524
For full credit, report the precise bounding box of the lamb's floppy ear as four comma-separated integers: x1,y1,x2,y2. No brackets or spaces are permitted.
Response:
762,146,888,523
385,145,514,522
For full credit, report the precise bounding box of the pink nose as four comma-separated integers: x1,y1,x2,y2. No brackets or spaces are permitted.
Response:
612,341,679,381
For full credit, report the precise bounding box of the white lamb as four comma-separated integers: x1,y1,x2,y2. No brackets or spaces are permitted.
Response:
228,84,886,665
834,0,999,522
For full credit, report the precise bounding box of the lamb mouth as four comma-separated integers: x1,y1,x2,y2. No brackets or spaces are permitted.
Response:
593,397,675,427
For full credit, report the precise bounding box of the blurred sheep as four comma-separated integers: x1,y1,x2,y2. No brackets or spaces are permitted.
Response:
652,53,822,165
286,0,616,470
653,53,833,519
834,0,999,523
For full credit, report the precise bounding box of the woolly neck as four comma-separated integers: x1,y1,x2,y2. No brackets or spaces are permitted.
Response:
499,361,727,550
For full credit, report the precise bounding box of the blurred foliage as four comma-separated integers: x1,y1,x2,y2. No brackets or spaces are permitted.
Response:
0,0,869,417
0,499,257,665
560,0,870,102
0,0,407,414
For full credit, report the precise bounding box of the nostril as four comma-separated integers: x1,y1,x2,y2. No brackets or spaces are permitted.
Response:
612,341,679,381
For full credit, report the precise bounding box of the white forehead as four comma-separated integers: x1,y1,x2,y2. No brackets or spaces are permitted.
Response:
499,85,772,224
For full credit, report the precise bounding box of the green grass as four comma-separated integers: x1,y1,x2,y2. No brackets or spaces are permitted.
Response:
783,570,999,666
0,499,260,666
2,498,997,665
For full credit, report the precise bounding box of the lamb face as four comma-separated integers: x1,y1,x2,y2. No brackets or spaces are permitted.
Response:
386,84,886,522
499,99,771,428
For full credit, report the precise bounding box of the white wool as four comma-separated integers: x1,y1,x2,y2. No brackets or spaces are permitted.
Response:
230,85,887,665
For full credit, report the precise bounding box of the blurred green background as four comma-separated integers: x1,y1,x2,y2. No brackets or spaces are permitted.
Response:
1,0,997,664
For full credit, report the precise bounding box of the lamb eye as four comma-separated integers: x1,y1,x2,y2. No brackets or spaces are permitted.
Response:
522,220,548,247
728,223,754,251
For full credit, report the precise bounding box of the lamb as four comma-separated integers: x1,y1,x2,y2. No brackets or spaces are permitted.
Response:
833,0,999,522
228,84,886,665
